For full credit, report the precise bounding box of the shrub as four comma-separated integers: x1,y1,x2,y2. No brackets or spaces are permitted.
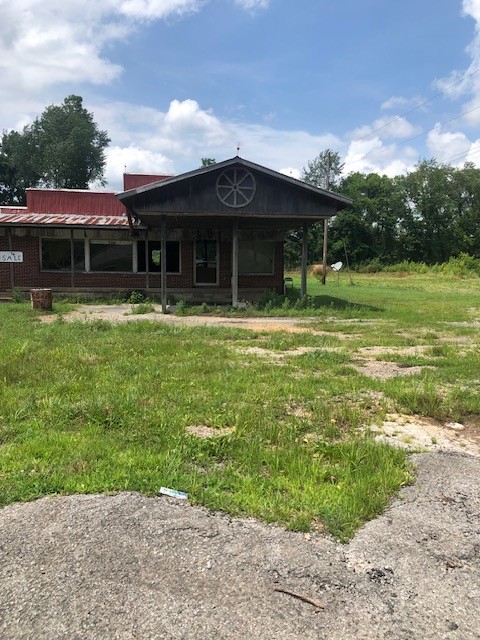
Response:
382,260,429,274
12,288,24,303
175,299,188,315
433,253,480,277
130,303,155,315
128,290,148,304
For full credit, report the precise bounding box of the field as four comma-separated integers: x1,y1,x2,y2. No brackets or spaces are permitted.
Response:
0,272,479,540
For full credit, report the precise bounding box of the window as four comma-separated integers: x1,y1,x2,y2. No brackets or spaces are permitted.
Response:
90,241,132,272
137,241,180,273
239,241,274,275
41,239,85,271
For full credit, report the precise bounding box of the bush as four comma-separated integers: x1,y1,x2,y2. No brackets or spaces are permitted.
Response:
127,290,148,304
129,303,155,315
382,260,429,274
12,288,24,303
175,299,188,315
358,258,384,273
433,253,480,277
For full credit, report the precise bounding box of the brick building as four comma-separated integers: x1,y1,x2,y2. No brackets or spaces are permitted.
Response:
0,157,351,305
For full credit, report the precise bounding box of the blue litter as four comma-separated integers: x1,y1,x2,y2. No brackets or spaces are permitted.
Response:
159,487,189,500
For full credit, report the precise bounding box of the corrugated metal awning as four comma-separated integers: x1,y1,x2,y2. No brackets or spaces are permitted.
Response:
0,212,142,228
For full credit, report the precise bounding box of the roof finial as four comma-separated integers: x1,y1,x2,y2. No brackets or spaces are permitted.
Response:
236,142,241,155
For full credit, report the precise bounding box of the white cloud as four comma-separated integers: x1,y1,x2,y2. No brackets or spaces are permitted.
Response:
234,0,269,10
279,167,301,180
90,98,341,188
426,126,473,164
433,1,480,109
381,96,425,111
349,116,419,142
0,0,262,98
105,146,174,188
0,1,123,93
342,136,416,178
463,0,480,23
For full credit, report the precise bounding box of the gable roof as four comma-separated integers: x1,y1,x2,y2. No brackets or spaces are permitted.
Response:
116,156,352,221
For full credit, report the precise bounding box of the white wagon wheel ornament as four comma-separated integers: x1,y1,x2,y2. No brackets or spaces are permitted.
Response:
216,168,256,208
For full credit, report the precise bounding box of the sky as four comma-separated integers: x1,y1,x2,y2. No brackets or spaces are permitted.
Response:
1,0,480,190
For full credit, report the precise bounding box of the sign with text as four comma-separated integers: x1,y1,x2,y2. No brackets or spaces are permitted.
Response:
0,251,23,263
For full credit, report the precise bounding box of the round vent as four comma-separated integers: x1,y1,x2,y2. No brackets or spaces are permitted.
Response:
216,168,256,208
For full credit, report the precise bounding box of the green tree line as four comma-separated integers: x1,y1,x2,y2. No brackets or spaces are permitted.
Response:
286,155,480,268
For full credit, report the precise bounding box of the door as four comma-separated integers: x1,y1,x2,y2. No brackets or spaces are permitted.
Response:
195,239,218,285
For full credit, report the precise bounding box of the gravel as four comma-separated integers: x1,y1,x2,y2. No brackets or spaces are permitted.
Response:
1,451,479,639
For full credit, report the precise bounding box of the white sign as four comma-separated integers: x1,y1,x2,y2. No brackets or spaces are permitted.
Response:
0,251,23,263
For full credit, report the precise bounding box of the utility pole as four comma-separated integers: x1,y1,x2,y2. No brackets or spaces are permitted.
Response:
322,151,331,285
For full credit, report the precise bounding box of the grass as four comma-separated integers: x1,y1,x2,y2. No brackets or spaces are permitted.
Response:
1,271,479,540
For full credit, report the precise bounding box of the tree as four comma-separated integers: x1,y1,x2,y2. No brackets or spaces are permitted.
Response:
201,157,216,167
0,95,110,203
401,160,457,264
302,149,344,189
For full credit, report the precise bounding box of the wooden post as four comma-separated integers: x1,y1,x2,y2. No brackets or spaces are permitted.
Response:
70,229,75,289
145,230,150,291
322,218,328,286
232,218,239,307
161,216,167,313
301,223,308,297
7,228,15,291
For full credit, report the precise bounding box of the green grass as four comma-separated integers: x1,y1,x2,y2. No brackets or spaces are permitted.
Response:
1,271,479,540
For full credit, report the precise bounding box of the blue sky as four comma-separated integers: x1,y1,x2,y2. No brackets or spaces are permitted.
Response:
1,0,480,189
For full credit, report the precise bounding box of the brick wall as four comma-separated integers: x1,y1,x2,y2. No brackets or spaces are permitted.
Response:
0,234,284,296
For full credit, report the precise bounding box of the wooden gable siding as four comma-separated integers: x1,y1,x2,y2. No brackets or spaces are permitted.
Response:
128,168,338,219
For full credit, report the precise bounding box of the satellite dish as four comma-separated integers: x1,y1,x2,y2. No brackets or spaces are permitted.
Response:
331,261,343,272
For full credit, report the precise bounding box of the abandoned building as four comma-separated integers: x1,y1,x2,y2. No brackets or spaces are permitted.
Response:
0,156,351,307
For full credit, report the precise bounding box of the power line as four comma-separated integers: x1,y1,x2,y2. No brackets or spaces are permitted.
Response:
435,143,480,165
343,102,480,169
336,66,480,154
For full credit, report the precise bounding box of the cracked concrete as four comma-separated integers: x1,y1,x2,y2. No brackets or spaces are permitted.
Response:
0,452,479,639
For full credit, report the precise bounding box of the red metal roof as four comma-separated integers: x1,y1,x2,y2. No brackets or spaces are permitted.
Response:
26,189,126,216
0,206,27,214
0,212,132,228
123,173,172,190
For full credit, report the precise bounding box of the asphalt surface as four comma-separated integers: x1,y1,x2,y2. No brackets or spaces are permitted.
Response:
1,451,479,640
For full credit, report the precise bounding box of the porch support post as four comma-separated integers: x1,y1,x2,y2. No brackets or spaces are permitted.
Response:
301,222,308,297
70,229,75,289
145,229,150,291
161,216,167,313
322,218,328,286
232,217,239,307
7,228,15,291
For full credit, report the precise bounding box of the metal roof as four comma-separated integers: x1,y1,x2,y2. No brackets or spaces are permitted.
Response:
0,212,139,228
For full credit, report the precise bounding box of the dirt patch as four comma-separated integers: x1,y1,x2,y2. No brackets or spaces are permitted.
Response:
285,403,313,419
369,412,480,456
186,424,235,439
39,306,391,339
357,345,432,357
39,305,325,334
237,345,336,359
353,359,433,379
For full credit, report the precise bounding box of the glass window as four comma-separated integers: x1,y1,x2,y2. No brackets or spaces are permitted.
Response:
239,241,274,274
137,241,180,273
90,241,132,272
41,239,85,271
